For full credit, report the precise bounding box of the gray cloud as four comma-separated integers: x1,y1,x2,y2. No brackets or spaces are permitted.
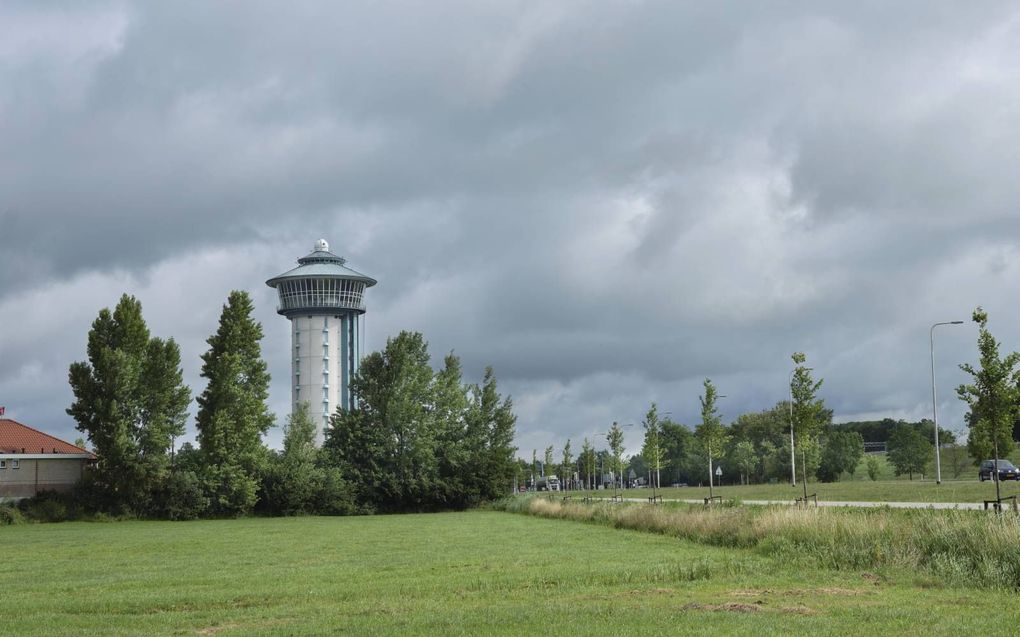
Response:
3,1,1020,453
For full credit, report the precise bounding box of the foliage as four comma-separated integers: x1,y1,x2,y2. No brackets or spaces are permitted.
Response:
560,439,573,489
790,352,826,491
195,290,274,507
0,503,25,525
606,422,625,487
957,306,1020,498
818,430,865,482
865,456,881,481
324,331,517,511
201,463,259,517
833,418,954,445
730,440,756,485
887,424,932,480
67,294,191,515
156,470,208,521
695,378,729,492
578,438,596,489
259,403,359,516
641,403,663,488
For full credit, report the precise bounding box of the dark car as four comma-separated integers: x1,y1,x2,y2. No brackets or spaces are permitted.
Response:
978,459,1020,481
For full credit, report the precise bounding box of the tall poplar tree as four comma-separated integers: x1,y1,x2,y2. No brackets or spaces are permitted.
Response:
195,290,273,515
468,367,517,500
434,353,470,505
957,307,1020,502
68,294,190,514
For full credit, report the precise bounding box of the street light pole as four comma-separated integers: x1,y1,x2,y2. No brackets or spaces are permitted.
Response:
788,370,797,487
931,320,964,485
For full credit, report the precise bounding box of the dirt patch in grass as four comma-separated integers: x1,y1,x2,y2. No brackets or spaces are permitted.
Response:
195,624,239,635
780,605,818,615
683,602,762,613
729,587,868,598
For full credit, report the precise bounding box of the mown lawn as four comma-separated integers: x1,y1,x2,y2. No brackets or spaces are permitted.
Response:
576,477,1020,504
1,511,1015,635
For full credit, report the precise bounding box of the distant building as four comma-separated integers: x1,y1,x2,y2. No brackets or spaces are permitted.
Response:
0,419,96,500
266,239,377,444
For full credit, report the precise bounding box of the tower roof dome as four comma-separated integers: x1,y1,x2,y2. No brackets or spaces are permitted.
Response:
266,241,377,288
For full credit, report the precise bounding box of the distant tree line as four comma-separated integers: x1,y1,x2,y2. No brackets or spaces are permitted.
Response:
57,293,517,520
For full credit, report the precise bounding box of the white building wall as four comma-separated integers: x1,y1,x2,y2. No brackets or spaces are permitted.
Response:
291,313,365,444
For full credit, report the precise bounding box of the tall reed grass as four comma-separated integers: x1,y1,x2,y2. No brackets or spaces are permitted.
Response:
494,496,1020,589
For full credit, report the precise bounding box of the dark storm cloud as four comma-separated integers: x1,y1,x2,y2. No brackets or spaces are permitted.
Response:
3,1,1020,449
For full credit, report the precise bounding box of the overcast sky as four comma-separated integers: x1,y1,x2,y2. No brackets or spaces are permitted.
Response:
3,1,1020,456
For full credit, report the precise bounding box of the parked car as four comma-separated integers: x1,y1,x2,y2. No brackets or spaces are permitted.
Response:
978,459,1020,481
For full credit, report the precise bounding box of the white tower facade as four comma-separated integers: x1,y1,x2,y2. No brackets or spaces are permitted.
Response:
266,240,377,443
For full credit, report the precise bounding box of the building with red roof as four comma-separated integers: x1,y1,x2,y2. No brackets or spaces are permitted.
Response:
0,419,96,500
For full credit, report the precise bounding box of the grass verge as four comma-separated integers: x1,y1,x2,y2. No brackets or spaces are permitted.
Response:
496,496,1020,590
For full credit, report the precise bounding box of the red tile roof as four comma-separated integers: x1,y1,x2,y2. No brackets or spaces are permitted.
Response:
0,419,96,457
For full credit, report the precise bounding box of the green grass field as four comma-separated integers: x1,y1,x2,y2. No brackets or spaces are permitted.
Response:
2,511,1017,635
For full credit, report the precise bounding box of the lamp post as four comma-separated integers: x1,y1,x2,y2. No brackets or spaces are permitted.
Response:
789,367,812,488
931,321,964,485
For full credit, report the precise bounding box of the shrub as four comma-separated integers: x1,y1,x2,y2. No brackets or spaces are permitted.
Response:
18,490,75,523
0,503,25,525
157,470,209,520
866,456,881,481
202,464,258,517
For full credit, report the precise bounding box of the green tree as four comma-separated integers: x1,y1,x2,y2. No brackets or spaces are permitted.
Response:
433,353,470,505
195,290,274,515
887,424,931,480
579,438,596,490
731,440,756,485
957,307,1020,502
531,449,538,488
695,379,729,499
790,352,825,499
661,419,698,485
560,439,573,490
606,422,625,492
543,446,554,476
641,403,663,494
260,403,319,515
67,294,190,515
865,455,881,481
818,430,864,482
478,367,517,499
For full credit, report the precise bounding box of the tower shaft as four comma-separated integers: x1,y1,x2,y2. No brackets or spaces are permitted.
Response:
289,313,361,444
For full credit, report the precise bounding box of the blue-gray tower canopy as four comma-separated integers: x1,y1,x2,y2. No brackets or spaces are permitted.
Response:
266,240,377,444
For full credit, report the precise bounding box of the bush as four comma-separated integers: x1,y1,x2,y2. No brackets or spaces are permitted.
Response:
313,467,360,515
866,456,881,481
202,464,258,517
156,470,209,520
0,503,25,525
18,490,75,523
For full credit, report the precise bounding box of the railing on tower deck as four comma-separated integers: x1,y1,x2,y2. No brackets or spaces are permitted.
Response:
276,278,366,312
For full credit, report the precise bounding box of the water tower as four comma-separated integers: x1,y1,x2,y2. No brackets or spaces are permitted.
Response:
267,239,377,442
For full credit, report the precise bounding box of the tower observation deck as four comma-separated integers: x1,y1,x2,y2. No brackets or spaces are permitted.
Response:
266,239,377,443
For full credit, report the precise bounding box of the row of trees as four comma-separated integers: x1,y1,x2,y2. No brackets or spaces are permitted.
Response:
67,294,517,518
534,307,1020,494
